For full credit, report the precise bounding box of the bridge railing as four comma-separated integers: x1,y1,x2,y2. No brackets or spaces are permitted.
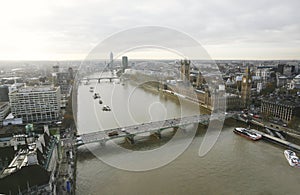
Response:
77,112,237,144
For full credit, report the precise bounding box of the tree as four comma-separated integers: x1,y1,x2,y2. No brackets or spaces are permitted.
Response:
260,82,276,95
288,116,300,131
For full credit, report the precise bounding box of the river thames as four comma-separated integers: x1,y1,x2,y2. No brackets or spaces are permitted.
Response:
75,74,300,194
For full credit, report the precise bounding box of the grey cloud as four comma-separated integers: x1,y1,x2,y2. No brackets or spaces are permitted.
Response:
2,0,300,59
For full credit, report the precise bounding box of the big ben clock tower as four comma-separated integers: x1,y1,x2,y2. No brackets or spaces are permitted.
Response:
180,59,191,83
241,66,252,108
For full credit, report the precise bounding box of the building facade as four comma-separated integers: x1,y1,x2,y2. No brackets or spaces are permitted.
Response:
109,52,114,67
261,98,300,122
56,72,71,94
9,86,61,123
122,56,128,73
255,68,271,81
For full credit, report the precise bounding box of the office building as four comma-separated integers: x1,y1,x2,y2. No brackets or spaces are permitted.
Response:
261,97,300,122
9,86,61,123
122,56,128,71
109,52,114,67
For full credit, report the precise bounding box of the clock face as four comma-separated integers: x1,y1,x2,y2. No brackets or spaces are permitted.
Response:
248,79,251,83
243,78,246,83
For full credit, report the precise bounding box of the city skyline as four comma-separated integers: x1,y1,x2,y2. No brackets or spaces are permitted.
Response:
0,0,300,60
1,1,300,194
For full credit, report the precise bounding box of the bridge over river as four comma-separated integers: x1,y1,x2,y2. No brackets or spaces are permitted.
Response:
76,112,237,146
81,76,119,83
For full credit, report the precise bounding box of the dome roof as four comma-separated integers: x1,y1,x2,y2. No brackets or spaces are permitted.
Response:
294,74,300,79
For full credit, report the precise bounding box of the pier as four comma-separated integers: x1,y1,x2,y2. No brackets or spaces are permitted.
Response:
251,129,300,152
234,114,300,151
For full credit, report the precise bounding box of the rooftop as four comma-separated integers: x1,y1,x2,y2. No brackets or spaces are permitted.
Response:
0,130,56,179
1,153,26,176
262,95,300,107
11,86,59,93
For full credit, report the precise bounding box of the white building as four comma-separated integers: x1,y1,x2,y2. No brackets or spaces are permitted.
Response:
291,74,300,89
276,74,288,88
2,113,23,126
9,86,61,123
257,82,263,93
255,68,271,81
0,134,28,149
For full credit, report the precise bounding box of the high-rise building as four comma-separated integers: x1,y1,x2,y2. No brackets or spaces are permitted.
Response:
9,86,61,123
109,52,114,67
241,67,252,108
277,64,284,75
122,56,128,72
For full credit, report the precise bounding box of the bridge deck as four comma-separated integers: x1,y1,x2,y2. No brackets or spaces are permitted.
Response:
78,113,234,145
81,77,119,80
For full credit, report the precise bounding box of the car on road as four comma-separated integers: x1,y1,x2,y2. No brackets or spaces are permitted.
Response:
108,131,119,137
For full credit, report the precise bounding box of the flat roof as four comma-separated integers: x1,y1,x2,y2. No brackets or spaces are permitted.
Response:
11,86,59,93
262,98,300,107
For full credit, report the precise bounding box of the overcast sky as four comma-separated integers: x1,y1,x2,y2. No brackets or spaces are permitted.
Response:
0,0,299,60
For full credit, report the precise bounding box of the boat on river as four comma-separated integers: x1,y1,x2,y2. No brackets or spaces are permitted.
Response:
102,105,111,111
233,127,262,141
284,150,300,167
93,93,100,99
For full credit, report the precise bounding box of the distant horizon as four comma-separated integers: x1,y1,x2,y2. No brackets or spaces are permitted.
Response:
0,58,300,62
